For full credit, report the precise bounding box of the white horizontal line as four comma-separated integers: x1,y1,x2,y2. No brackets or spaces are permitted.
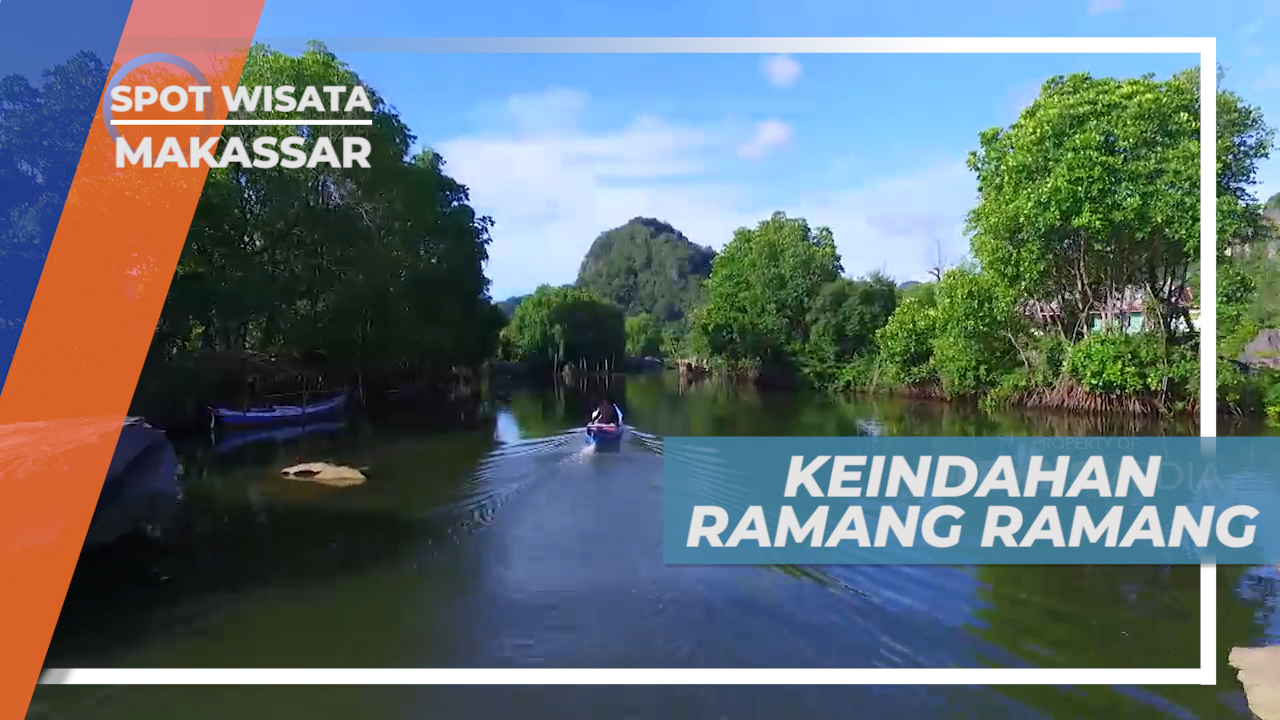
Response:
41,667,1209,685
113,36,1212,54
109,119,372,126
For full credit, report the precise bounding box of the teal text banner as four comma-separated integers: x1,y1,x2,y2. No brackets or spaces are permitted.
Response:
661,437,1275,565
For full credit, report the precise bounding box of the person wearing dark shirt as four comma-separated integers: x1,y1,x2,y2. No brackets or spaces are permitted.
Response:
590,400,618,426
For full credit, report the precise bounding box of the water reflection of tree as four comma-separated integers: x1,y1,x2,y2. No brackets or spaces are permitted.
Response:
1238,566,1280,638
970,564,1258,719
624,374,784,437
504,376,629,438
505,391,570,439
52,419,499,666
1222,416,1279,437
623,372,1195,440
974,565,1199,668
852,398,1194,438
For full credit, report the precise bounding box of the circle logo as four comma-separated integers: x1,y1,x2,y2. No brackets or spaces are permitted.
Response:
101,52,216,143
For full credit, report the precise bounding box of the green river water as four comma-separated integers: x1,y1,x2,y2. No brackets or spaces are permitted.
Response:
29,372,1275,719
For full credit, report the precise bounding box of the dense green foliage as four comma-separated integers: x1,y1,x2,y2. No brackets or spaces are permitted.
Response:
500,285,626,372
1220,192,1280,419
966,70,1203,341
667,67,1249,414
798,274,897,390
694,212,841,370
1214,64,1279,422
0,51,112,348
134,43,504,411
625,313,663,358
15,49,1258,422
575,218,715,323
928,267,1026,398
876,288,939,387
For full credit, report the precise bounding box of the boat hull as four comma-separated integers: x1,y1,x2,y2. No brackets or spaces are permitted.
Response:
586,426,624,446
85,417,181,548
212,392,347,428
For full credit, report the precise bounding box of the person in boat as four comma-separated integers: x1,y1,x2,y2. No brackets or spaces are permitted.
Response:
590,400,619,428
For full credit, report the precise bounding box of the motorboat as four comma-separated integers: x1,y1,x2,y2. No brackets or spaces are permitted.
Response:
586,404,625,448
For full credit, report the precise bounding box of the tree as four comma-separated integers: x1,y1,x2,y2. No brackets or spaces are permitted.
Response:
900,280,937,306
696,212,842,368
137,41,500,403
876,287,939,387
799,273,898,388
0,51,114,371
806,272,899,358
625,313,663,358
501,285,626,371
930,266,1026,396
966,68,1267,341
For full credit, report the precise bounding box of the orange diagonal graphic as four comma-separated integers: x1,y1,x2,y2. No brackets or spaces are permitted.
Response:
0,1,265,717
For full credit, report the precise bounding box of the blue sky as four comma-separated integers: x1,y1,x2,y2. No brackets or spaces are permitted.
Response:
249,0,1280,300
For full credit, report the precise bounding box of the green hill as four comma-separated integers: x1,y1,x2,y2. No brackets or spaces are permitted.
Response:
497,294,528,317
575,218,715,322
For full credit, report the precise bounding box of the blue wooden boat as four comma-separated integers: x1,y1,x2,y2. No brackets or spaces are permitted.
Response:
586,405,625,447
211,391,348,429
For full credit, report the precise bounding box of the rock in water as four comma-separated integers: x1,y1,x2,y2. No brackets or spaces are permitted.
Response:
280,462,366,487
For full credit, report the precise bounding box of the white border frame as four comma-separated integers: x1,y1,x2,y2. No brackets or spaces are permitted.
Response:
42,36,1219,687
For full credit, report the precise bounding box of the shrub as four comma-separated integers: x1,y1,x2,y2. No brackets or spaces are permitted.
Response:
1065,333,1168,396
876,294,938,387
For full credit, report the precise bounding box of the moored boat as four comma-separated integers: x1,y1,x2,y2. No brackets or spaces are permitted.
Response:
211,391,348,428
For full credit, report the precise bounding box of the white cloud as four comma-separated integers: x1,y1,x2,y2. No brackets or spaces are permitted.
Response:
433,89,975,298
790,163,977,282
1087,0,1123,14
761,54,802,88
736,119,794,160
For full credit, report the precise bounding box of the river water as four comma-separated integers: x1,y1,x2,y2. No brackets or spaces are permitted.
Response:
31,373,1274,719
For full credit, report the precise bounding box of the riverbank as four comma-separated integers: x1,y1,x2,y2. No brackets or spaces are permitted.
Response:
668,355,1199,419
132,350,666,443
129,350,489,439
1218,356,1280,426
